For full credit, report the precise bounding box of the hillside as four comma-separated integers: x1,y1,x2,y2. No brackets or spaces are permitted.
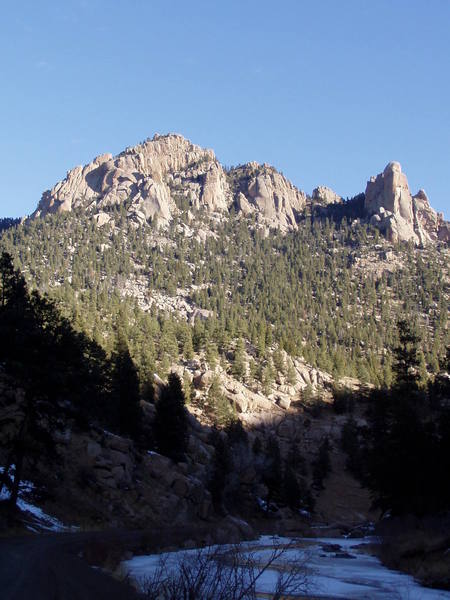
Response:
0,133,449,556
1,134,448,388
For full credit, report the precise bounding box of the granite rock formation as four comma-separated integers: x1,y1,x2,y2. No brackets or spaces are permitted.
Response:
33,134,230,227
34,134,309,232
231,162,307,231
312,186,341,206
32,134,448,243
365,161,449,245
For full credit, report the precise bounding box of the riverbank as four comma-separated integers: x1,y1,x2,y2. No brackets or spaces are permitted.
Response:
374,515,450,592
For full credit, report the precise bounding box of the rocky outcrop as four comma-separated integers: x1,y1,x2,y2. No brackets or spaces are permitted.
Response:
412,189,450,244
67,427,214,527
312,186,341,206
33,134,309,233
33,134,231,227
230,163,307,231
365,162,449,245
188,351,332,425
365,162,416,244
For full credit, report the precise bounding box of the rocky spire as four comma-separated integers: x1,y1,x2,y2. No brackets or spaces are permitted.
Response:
365,161,449,245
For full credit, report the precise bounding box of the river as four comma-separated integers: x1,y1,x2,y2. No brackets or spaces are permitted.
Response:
122,534,450,599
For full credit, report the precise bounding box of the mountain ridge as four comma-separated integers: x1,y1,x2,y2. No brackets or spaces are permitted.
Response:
32,133,449,245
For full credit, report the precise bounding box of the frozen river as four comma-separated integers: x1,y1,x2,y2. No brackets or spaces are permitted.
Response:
123,534,450,599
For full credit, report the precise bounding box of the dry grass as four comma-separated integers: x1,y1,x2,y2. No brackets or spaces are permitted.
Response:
376,515,450,590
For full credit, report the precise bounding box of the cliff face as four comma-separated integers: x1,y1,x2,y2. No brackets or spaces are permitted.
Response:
230,162,307,232
365,161,449,245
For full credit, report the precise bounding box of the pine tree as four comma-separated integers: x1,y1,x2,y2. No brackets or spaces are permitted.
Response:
312,436,331,489
182,371,193,405
232,337,246,381
208,430,232,512
273,347,285,375
286,360,297,386
264,435,283,503
153,372,188,461
0,251,27,309
262,360,275,396
248,357,258,381
111,331,142,440
393,319,420,390
205,339,219,370
0,255,111,507
208,375,234,426
283,465,301,510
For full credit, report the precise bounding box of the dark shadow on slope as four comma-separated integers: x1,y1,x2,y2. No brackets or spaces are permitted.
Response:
307,193,366,224
0,218,21,233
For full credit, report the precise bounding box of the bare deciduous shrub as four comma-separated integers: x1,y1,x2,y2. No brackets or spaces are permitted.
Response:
138,539,310,600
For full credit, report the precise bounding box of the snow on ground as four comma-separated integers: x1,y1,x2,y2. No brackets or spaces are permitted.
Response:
122,535,450,599
0,465,78,532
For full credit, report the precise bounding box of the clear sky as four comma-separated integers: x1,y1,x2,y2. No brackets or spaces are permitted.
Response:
1,0,449,218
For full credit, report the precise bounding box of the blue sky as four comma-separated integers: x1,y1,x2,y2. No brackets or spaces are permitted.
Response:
1,0,449,218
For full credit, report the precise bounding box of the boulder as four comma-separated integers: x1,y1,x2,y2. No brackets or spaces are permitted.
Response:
109,449,133,473
144,452,172,478
233,393,249,413
171,474,190,498
278,385,296,397
187,435,214,464
86,441,102,458
196,499,212,520
277,419,296,439
104,432,133,454
93,212,111,227
111,465,126,481
276,396,291,410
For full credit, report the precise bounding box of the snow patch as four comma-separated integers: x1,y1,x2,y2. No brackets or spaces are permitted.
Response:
0,465,78,532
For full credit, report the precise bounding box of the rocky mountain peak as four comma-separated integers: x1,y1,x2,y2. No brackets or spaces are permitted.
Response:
33,133,230,227
365,161,449,245
121,133,216,181
229,162,307,232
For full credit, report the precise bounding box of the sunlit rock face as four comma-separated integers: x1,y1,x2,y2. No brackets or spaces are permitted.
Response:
229,162,307,232
312,186,341,206
33,134,231,227
33,134,309,232
365,161,449,245
32,134,448,243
